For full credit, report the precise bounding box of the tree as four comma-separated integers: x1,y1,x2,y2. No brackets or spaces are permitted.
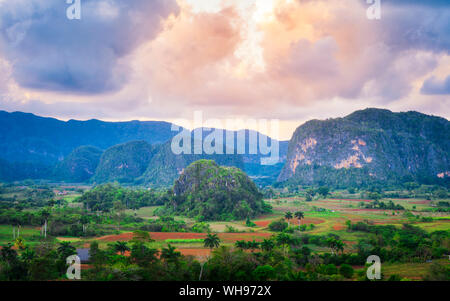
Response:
0,243,17,264
113,201,126,231
317,186,330,198
268,219,288,232
252,265,276,281
161,244,181,264
345,220,352,230
261,239,275,252
130,242,158,267
275,233,293,256
235,240,247,250
204,233,221,250
131,230,154,243
324,263,338,275
326,237,345,255
424,262,450,281
40,209,51,238
113,241,130,255
245,216,256,227
80,215,90,234
11,216,18,240
20,247,36,264
339,264,354,279
368,192,382,201
404,182,419,192
247,240,260,253
264,188,275,199
14,237,26,250
284,211,293,227
294,211,305,226
57,242,76,259
305,193,313,202
306,188,316,197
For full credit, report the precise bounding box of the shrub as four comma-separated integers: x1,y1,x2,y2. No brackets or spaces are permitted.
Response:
191,222,211,233
251,265,276,281
268,219,288,232
339,264,354,279
324,264,338,275
387,274,402,281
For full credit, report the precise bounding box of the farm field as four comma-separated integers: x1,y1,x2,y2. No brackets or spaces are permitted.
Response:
45,194,449,275
1,182,449,281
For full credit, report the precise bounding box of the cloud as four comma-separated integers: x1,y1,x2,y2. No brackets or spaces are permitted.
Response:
421,75,450,95
0,0,449,140
0,0,179,94
380,2,450,54
386,0,450,7
139,0,445,109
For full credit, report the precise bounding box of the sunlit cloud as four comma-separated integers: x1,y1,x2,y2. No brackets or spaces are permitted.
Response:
0,0,448,140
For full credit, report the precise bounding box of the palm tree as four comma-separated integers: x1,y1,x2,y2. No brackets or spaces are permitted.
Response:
161,244,181,264
57,241,76,258
276,233,292,256
11,217,18,240
40,209,50,238
294,211,305,226
0,243,17,263
235,240,247,250
326,237,345,255
21,247,36,264
113,201,125,231
204,233,221,250
247,240,260,253
335,240,345,254
261,239,275,252
113,241,130,255
284,211,293,227
80,215,90,234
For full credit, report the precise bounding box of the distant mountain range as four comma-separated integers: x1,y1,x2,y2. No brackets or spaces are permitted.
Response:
0,109,448,187
0,110,288,186
0,110,176,164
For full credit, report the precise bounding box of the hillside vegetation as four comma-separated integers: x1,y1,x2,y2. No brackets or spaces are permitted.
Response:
279,108,449,188
160,160,270,221
53,146,102,182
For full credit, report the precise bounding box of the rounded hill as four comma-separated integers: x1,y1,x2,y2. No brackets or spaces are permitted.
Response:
168,160,269,221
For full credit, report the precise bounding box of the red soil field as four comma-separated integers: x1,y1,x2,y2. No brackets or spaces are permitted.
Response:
81,264,93,270
96,232,273,243
373,219,403,225
218,232,272,242
254,220,271,227
336,199,372,202
0,246,18,250
332,224,346,230
410,200,431,204
149,232,207,240
301,217,326,225
178,248,211,257
96,232,205,242
282,217,325,226
342,208,385,212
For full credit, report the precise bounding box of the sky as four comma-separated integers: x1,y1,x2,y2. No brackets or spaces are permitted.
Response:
0,0,449,140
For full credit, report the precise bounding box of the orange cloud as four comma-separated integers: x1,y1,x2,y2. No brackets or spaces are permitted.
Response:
1,0,448,140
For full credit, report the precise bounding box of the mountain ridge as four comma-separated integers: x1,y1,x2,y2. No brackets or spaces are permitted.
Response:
278,108,450,187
